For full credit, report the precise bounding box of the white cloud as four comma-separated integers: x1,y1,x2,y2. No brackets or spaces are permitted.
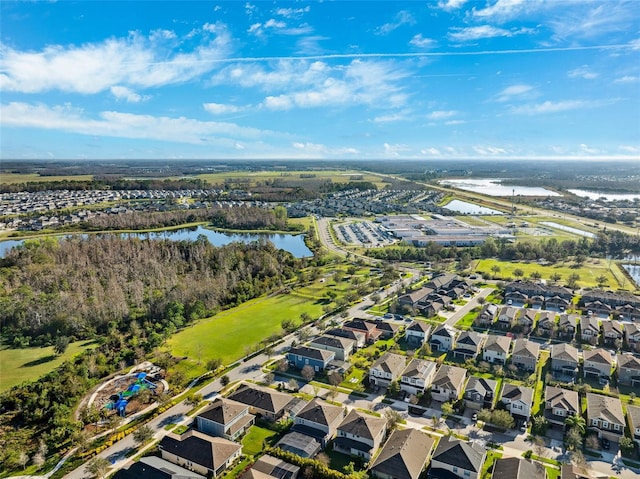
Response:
409,34,436,49
437,0,468,11
384,143,411,157
445,119,466,125
448,25,533,42
203,102,244,114
495,84,534,102
579,143,600,155
264,19,286,29
1,102,274,145
296,36,328,55
427,110,457,120
511,99,605,115
263,95,294,110
376,10,415,36
421,147,441,155
549,3,637,41
372,111,411,123
471,0,528,20
276,6,310,18
619,145,639,153
614,75,639,83
474,145,507,155
291,141,359,157
568,65,598,80
110,86,149,103
0,27,232,94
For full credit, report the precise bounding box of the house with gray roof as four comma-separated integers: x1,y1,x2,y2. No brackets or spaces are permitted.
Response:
624,322,640,352
159,430,242,478
536,311,556,337
292,398,344,447
309,335,355,361
275,431,321,458
544,386,579,430
627,404,640,447
465,376,498,410
501,383,534,425
477,303,498,326
558,314,577,341
369,352,408,389
326,328,366,348
113,456,206,479
511,338,540,372
428,437,485,479
492,457,544,479
602,320,623,346
583,348,612,380
405,321,432,346
196,398,255,441
400,358,438,397
580,316,600,345
431,364,467,402
241,454,299,479
482,335,511,365
550,343,579,379
334,409,387,461
430,324,458,352
286,346,335,372
497,306,520,330
586,392,625,443
370,428,435,479
616,353,640,387
227,384,294,422
452,331,487,361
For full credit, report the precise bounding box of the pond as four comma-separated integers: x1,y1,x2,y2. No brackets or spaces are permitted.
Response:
568,189,640,202
444,199,503,215
0,226,313,258
440,178,561,197
623,262,640,288
539,222,596,238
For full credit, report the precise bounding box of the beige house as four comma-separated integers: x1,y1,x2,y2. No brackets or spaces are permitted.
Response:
544,386,579,430
369,428,434,479
428,436,485,479
511,338,540,372
334,409,387,461
369,352,408,389
400,358,438,397
617,353,640,386
586,392,625,443
627,405,640,448
292,398,345,447
550,343,579,379
431,364,467,402
582,348,612,380
482,335,511,365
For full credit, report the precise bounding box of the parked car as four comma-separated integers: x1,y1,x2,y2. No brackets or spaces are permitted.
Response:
601,437,610,450
471,412,478,422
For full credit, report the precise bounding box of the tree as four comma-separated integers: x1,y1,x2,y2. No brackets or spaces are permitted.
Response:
301,365,315,382
54,336,70,355
328,371,343,386
491,265,501,278
220,375,230,387
530,271,542,281
550,272,562,284
620,436,634,454
18,451,29,470
490,410,515,429
263,372,275,385
32,452,45,469
531,435,546,458
206,357,222,371
531,416,548,436
477,296,486,305
565,415,586,435
387,380,400,398
513,268,524,279
287,378,299,391
595,275,608,288
276,358,289,372
133,425,154,445
565,427,583,451
567,273,581,289
441,402,454,417
585,434,600,451
384,408,403,432
184,393,203,407
86,457,111,479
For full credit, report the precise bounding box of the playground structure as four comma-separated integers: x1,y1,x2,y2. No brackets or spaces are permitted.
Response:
104,372,159,417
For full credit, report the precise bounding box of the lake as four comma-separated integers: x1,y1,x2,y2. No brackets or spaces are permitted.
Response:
0,226,313,258
444,199,503,215
440,178,561,197
568,189,640,202
539,221,596,238
623,264,640,289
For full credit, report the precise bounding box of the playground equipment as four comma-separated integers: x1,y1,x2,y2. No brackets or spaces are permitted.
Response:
104,372,158,417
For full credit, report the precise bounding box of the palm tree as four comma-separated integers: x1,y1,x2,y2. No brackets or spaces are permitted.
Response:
565,414,586,434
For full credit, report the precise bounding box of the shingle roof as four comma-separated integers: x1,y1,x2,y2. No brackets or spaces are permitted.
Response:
288,346,334,362
159,430,241,473
583,348,612,366
432,324,457,338
407,321,432,333
371,352,408,377
402,358,437,380
501,383,534,406
310,335,354,351
512,338,540,359
431,364,467,391
228,384,293,415
369,428,434,479
456,330,486,348
197,398,248,425
551,343,579,362
295,398,344,427
493,457,543,479
431,436,485,473
113,456,206,479
337,409,387,441
484,335,511,354
545,386,579,414
586,392,625,425
617,353,640,370
465,376,498,398
627,405,640,432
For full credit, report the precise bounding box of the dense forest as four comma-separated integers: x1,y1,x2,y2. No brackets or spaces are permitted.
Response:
1,235,299,347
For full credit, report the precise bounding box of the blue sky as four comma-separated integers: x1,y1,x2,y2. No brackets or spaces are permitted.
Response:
1,0,639,160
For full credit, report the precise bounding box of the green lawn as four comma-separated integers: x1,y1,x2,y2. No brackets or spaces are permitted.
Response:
475,258,623,289
242,425,279,456
481,451,502,479
166,293,325,374
0,340,97,392
0,173,94,184
455,310,479,330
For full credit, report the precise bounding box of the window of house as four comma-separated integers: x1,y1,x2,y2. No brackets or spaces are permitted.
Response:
602,421,609,428
614,423,620,430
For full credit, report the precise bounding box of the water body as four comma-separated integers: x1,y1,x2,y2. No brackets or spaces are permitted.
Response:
0,226,313,258
623,264,640,289
568,189,640,202
444,199,503,215
539,221,596,238
440,178,561,197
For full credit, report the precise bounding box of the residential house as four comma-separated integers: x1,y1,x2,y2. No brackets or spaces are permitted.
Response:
419,294,452,317
518,309,537,331
227,384,294,422
497,306,520,330
343,320,382,344
586,392,625,443
369,428,435,479
550,343,579,379
405,321,432,346
398,287,432,310
286,346,335,372
546,295,571,312
400,358,438,397
428,437,486,479
196,398,255,441
536,311,556,337
560,464,609,479
504,281,572,302
583,300,612,317
625,322,640,352
529,294,545,309
482,335,511,365
452,331,487,360
334,409,387,461
505,290,528,306
113,456,206,479
582,349,612,380
558,314,578,341
580,316,600,345
626,405,640,448
326,328,366,349
369,352,408,389
309,335,355,361
431,364,467,402
430,324,458,352
375,321,401,340
492,457,544,479
617,353,640,387
477,303,498,326
615,304,640,322
511,339,540,372
292,398,344,447
544,386,579,430
601,320,623,347
275,431,321,458
581,290,640,310
501,383,534,425
465,376,498,410
242,454,299,479
159,430,242,478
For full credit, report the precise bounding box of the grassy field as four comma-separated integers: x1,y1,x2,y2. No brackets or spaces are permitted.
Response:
189,170,387,188
166,293,326,374
0,340,97,392
0,173,94,184
475,258,624,289
241,425,279,456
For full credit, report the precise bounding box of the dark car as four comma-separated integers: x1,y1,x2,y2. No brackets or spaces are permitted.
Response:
601,437,610,450
471,412,478,422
